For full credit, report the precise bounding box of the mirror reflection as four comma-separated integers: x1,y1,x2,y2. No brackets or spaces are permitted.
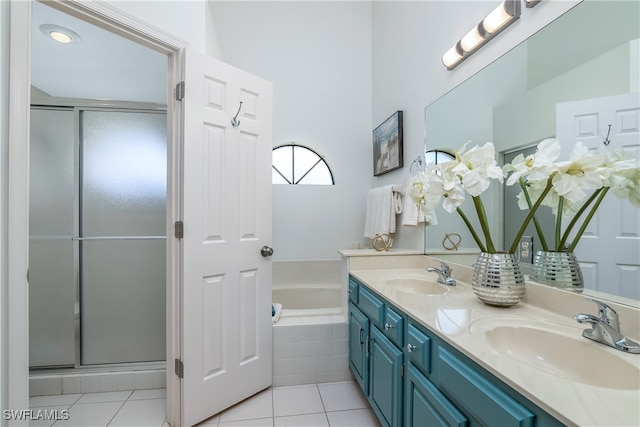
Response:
424,0,639,305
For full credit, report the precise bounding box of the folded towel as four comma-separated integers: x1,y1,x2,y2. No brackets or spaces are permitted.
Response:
272,303,283,324
402,177,421,226
364,185,404,239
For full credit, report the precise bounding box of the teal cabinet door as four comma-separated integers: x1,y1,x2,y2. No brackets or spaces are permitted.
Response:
369,326,403,427
437,347,535,427
349,303,369,394
405,363,468,427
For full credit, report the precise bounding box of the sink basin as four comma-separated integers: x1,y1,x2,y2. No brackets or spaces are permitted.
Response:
471,318,640,390
385,278,447,295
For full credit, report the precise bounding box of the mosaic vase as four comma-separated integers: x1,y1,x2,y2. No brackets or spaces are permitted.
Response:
472,252,525,307
530,250,584,293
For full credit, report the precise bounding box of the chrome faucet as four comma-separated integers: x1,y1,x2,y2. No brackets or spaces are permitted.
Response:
574,298,640,354
426,262,456,286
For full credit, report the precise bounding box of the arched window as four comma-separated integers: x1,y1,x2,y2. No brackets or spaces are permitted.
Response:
272,143,335,185
425,149,455,165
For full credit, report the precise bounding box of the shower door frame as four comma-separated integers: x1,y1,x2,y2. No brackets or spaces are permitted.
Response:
29,98,168,370
8,1,186,424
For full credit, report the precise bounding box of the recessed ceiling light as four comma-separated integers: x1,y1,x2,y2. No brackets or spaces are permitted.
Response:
40,24,80,44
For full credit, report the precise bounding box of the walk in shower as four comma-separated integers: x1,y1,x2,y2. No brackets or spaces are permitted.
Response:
29,101,167,377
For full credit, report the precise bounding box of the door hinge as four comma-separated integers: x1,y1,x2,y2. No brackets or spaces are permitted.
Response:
175,221,184,239
175,358,184,379
175,81,185,101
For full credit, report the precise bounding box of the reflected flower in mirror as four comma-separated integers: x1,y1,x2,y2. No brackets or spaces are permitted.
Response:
504,138,640,253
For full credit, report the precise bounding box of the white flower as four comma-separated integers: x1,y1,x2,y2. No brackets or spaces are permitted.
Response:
606,156,640,207
452,142,503,196
406,167,443,222
503,138,561,186
551,142,607,202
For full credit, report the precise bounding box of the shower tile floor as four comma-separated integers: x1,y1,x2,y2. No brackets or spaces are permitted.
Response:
29,380,380,427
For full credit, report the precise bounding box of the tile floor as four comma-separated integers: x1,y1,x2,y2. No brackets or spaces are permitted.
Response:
28,381,380,427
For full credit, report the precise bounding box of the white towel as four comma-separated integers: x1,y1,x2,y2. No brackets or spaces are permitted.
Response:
364,185,404,239
272,303,282,324
402,177,421,226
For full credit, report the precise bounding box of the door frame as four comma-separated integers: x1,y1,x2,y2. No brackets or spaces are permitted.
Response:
8,1,185,424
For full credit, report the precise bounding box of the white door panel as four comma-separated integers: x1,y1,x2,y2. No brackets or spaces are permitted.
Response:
556,93,640,299
181,48,273,426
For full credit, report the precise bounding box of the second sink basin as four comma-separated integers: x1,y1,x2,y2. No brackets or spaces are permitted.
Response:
385,278,447,295
471,317,640,390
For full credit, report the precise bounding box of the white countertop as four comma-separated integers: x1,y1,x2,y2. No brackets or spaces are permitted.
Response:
349,262,640,427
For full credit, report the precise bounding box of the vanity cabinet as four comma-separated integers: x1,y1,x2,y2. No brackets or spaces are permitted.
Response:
348,279,404,427
348,275,565,427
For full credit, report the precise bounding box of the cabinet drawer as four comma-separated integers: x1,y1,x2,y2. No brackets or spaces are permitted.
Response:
358,286,385,327
348,278,359,304
437,347,535,427
405,363,468,427
407,323,431,374
382,306,404,347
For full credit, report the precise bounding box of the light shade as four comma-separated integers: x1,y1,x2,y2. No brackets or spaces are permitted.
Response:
442,43,464,69
483,3,512,34
461,25,485,52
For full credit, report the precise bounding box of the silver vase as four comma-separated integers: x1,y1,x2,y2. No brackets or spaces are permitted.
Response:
472,252,525,307
530,250,583,292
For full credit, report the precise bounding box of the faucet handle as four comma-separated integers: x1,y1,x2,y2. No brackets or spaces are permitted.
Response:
440,262,452,276
587,298,620,331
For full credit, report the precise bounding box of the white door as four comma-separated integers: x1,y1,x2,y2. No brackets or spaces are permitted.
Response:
181,48,273,426
556,93,640,299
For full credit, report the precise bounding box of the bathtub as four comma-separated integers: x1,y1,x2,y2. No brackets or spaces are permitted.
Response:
271,260,349,386
272,284,342,318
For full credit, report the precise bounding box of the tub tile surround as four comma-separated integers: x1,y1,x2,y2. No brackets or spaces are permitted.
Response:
273,259,342,286
272,321,351,387
346,253,640,427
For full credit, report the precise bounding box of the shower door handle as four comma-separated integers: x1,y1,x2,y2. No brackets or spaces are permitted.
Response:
260,245,274,257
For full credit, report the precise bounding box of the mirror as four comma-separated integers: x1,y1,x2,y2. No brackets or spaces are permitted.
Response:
424,0,639,306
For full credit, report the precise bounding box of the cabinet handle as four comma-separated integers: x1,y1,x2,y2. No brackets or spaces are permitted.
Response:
407,343,416,353
366,337,372,356
348,288,353,293
359,327,364,345
384,323,394,330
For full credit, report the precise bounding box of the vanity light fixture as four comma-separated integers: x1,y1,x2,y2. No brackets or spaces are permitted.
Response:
40,24,81,44
442,0,521,70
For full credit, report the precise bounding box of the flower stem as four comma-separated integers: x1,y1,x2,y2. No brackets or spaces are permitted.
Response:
518,178,549,251
508,178,554,254
567,188,609,253
555,197,564,250
558,188,603,251
472,195,495,253
456,207,487,253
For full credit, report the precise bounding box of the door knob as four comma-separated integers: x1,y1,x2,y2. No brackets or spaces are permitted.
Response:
261,245,274,257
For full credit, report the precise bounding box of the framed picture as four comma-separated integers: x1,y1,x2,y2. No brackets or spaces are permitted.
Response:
373,111,403,176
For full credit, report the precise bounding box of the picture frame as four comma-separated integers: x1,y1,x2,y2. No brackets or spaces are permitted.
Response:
373,111,403,176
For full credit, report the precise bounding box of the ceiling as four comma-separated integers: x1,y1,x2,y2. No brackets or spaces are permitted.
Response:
31,1,168,105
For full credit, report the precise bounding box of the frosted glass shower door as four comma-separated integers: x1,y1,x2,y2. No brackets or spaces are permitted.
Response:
80,110,167,365
29,108,76,368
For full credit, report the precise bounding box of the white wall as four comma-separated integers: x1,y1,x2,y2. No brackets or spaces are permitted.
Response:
210,1,373,260
104,0,209,53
